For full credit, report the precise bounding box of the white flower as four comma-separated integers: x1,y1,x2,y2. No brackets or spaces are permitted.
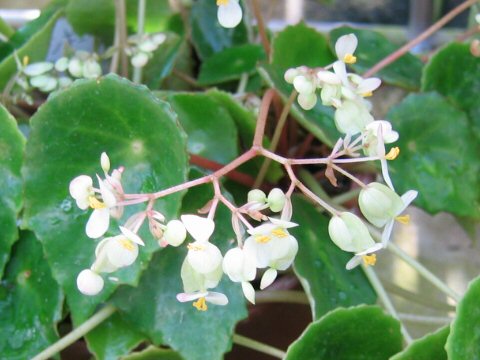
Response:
181,214,215,242
83,59,102,79
335,33,358,64
187,241,223,274
177,258,228,311
223,247,257,303
328,212,382,269
131,52,149,68
55,57,69,72
334,99,374,135
297,93,317,110
92,226,144,273
77,269,104,296
217,0,243,28
284,68,300,84
68,57,83,78
243,218,298,289
69,175,94,210
85,176,117,239
30,75,58,92
23,62,53,76
362,120,399,157
358,182,417,246
163,219,187,247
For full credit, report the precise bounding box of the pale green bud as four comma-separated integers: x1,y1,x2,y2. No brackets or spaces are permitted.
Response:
248,189,267,203
164,219,187,247
328,212,375,253
298,92,317,110
267,188,285,213
284,68,299,84
358,182,404,227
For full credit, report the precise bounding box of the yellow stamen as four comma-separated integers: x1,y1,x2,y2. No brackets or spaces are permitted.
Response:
395,214,410,225
216,0,229,5
23,56,29,66
193,297,208,311
385,147,400,160
271,228,288,238
362,254,377,267
187,243,205,251
120,239,135,251
362,91,373,97
343,53,357,64
88,196,106,209
255,235,271,243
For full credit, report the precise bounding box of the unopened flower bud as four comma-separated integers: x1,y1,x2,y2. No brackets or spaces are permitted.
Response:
77,269,104,296
267,188,286,213
297,92,317,110
328,212,375,253
101,152,110,173
83,59,102,79
132,52,149,68
164,219,187,247
248,189,267,204
68,58,83,78
284,68,299,84
23,62,53,76
55,57,69,72
293,75,315,94
358,182,405,227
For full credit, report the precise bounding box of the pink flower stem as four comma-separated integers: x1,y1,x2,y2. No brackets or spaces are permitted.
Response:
331,163,367,188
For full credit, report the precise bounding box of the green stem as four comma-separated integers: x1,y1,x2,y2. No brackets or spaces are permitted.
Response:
236,72,249,95
253,90,297,188
256,290,310,305
133,0,146,83
32,305,117,360
363,266,413,344
386,242,462,302
398,313,453,325
233,334,286,359
331,188,361,205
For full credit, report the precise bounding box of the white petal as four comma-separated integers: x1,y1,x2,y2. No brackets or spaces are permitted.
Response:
98,175,117,207
217,0,243,28
131,52,149,68
380,158,395,191
77,269,104,296
24,62,54,76
86,208,110,239
268,217,298,229
69,175,93,201
187,241,223,274
401,190,418,208
241,281,256,304
357,77,381,94
356,242,383,255
346,255,362,270
176,291,208,302
181,215,215,242
317,70,342,85
105,237,139,267
247,222,277,236
163,220,187,247
101,152,110,173
335,33,358,60
260,268,278,289
119,226,145,246
332,60,349,85
205,292,229,305
381,220,395,247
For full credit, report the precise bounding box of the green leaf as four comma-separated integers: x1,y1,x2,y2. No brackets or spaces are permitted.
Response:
422,42,480,138
197,44,266,85
0,105,25,277
189,0,248,60
167,92,239,164
85,313,146,360
0,231,63,360
259,64,340,147
113,178,248,360
330,26,423,90
392,326,449,360
0,8,62,90
121,346,184,360
143,33,183,89
387,92,480,217
23,74,188,324
291,196,376,318
446,276,480,359
126,0,174,33
285,305,403,360
271,22,335,73
66,0,115,40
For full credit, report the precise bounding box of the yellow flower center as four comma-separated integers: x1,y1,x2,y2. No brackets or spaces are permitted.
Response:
193,297,208,311
395,214,410,225
120,239,135,251
23,56,29,66
187,243,205,251
362,254,377,266
362,91,373,97
385,147,400,160
217,0,229,5
255,235,271,243
88,196,106,209
272,228,288,238
343,53,357,64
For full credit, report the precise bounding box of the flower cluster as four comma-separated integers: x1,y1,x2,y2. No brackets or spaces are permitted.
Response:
216,0,243,28
125,33,167,68
284,34,418,268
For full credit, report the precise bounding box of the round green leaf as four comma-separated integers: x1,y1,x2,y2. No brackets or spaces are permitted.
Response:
167,92,239,164
189,0,248,60
446,276,480,359
121,346,184,360
113,178,248,360
291,197,376,319
0,231,63,360
23,74,188,323
0,105,25,277
285,305,403,360
387,92,480,217
392,326,449,360
330,26,423,90
271,22,335,73
197,44,266,85
422,42,480,138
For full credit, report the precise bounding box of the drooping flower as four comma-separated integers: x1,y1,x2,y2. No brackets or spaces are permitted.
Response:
358,182,417,246
77,269,104,296
163,219,187,247
362,120,399,157
243,218,298,289
223,247,257,303
267,188,286,213
217,0,243,28
328,212,383,269
334,99,374,135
